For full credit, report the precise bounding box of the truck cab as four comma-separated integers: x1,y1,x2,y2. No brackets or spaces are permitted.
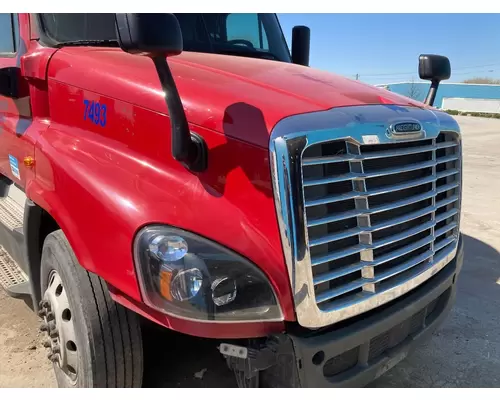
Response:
0,13,463,388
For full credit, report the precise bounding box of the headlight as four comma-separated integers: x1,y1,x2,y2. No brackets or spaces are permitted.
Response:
133,225,283,322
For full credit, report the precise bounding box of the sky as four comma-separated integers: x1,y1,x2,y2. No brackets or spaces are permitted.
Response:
277,13,500,85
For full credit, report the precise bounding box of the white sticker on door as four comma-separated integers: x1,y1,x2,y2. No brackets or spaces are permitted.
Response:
8,155,20,180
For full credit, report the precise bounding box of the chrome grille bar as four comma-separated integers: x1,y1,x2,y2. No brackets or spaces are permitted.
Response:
302,141,458,166
304,159,437,186
316,249,435,304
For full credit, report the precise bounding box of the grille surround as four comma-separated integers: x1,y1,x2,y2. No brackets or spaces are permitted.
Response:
270,105,462,329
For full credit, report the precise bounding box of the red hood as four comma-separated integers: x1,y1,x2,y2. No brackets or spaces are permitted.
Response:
48,48,428,148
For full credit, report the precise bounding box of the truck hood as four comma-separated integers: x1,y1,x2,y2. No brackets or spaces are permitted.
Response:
49,48,429,148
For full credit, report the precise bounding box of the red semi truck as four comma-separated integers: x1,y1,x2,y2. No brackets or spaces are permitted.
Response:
0,13,463,388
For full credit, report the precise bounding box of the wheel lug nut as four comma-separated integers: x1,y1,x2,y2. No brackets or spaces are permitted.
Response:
39,323,48,332
46,312,55,321
37,309,46,317
53,345,61,354
49,329,59,338
49,354,58,363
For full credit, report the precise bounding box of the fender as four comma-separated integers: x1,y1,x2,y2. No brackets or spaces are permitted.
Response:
25,118,293,337
22,77,295,337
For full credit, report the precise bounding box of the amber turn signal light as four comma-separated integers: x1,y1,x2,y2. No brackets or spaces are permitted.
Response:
23,156,35,167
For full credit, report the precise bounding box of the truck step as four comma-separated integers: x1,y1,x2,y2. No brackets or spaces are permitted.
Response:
0,195,24,231
0,245,30,297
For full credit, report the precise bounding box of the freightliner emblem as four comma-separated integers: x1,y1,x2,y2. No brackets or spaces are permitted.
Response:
387,120,425,140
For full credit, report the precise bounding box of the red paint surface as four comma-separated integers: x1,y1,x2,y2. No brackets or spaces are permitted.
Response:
48,48,427,148
1,14,429,338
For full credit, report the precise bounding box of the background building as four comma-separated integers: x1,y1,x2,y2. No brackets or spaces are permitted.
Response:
376,82,500,113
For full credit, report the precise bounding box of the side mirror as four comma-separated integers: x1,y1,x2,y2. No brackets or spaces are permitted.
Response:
115,13,207,172
115,13,183,57
291,26,310,67
418,54,451,107
0,67,21,99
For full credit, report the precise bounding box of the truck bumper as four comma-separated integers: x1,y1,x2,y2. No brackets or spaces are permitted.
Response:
255,234,464,388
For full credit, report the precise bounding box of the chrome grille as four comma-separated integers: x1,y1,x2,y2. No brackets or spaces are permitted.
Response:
302,132,460,312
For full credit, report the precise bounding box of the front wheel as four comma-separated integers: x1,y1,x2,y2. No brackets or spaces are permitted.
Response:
38,230,143,387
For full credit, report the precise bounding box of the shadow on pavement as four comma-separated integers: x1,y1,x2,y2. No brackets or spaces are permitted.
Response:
460,233,500,289
141,320,237,388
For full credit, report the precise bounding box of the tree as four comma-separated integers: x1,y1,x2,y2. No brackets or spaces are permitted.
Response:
406,78,421,100
462,77,500,84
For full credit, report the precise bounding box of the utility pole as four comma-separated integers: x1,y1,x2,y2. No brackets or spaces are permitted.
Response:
355,73,359,80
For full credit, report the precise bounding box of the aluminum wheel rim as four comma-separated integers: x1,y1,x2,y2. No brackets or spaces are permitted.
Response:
40,270,79,384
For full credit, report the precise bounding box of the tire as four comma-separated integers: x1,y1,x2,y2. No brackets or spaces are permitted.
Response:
39,230,143,388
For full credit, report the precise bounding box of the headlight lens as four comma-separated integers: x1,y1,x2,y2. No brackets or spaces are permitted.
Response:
134,226,283,322
149,235,188,262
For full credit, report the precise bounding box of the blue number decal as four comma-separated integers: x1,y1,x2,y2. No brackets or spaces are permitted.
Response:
83,99,107,127
94,102,100,125
100,104,107,127
88,101,94,122
83,100,89,120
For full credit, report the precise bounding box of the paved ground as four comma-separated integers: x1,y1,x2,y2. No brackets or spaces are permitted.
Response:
0,116,499,388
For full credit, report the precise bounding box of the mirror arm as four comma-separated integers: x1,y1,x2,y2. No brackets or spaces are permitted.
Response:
152,56,207,172
424,79,439,107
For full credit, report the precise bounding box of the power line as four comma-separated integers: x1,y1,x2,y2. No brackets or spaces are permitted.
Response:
448,62,500,70
452,69,497,76
353,62,500,78
363,70,497,81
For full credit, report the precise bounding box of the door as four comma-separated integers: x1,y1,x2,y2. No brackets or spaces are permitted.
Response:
0,13,32,189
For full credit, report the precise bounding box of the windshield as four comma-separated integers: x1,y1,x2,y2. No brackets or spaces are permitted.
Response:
39,13,292,63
